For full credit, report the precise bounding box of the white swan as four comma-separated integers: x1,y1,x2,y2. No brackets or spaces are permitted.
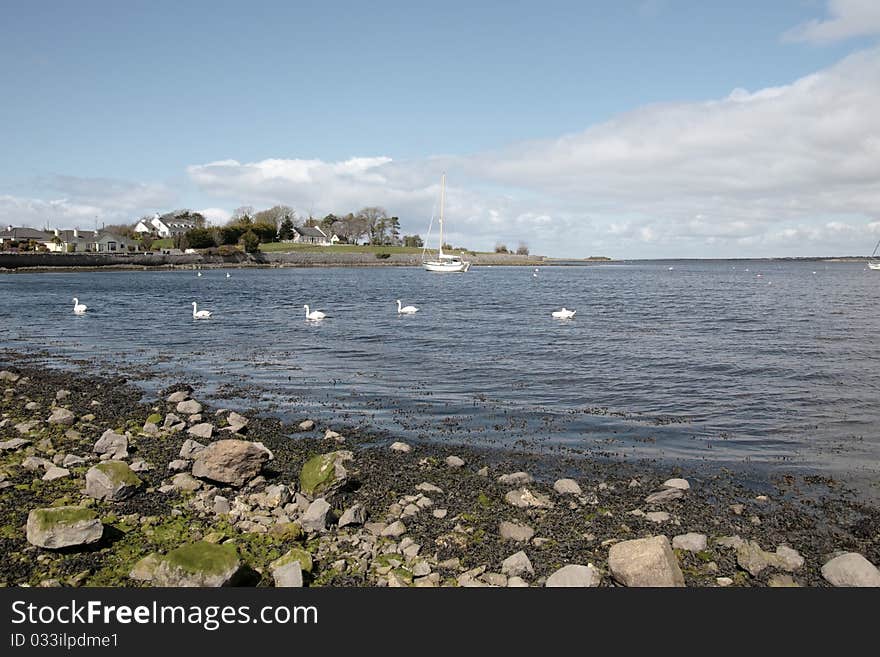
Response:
226,272,231,278
551,307,576,319
304,304,326,321
197,272,202,277
192,301,212,319
72,298,87,314
396,299,419,314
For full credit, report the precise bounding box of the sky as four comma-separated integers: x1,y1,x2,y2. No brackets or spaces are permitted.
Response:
1,0,880,258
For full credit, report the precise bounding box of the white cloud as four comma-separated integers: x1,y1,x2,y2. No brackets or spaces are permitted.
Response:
186,47,880,257
784,0,880,44
198,207,231,225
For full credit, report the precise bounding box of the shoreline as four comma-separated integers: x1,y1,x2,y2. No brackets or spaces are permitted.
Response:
1,358,878,587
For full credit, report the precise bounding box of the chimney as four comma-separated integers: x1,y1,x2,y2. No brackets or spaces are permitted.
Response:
5,225,12,232
73,228,79,238
54,228,59,236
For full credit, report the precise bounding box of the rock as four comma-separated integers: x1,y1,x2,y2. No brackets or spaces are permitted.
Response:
716,577,733,587
85,461,143,501
22,456,53,471
323,429,343,443
768,574,800,587
129,459,152,472
499,520,535,542
129,554,162,581
821,553,880,587
774,545,805,571
167,459,190,472
663,478,690,490
272,560,303,587
729,504,745,515
166,390,191,403
432,509,448,519
48,407,76,426
298,450,353,497
179,439,206,459
381,520,407,537
339,503,366,527
736,541,804,576
191,439,270,487
505,487,553,509
42,466,70,481
477,466,489,477
93,430,128,460
164,412,184,428
498,472,533,486
298,419,316,431
646,511,670,523
608,536,685,587
416,482,443,493
141,422,160,436
553,478,582,495
715,535,744,549
176,399,202,415
672,533,708,552
26,506,103,549
390,441,411,453
445,455,465,468
61,454,87,467
171,473,201,492
55,389,70,400
644,488,685,504
213,496,230,515
0,438,30,451
0,370,20,382
301,498,331,532
507,576,529,587
226,412,248,432
151,542,242,587
263,484,290,508
501,551,534,577
187,423,213,440
546,564,601,587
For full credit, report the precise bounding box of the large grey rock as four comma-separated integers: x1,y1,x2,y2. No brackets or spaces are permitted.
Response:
48,407,75,426
445,455,465,468
672,533,708,552
498,472,533,486
505,487,553,509
150,542,242,587
191,439,270,487
381,520,407,537
736,541,804,576
301,498,331,532
553,478,583,495
546,564,601,587
164,413,184,428
608,535,685,587
22,456,53,471
821,553,880,587
42,466,70,481
93,429,128,460
176,399,203,415
187,423,213,440
499,520,535,542
501,551,534,577
272,560,303,587
85,461,143,501
0,438,30,451
390,441,411,453
171,473,201,492
226,412,248,432
166,390,191,403
663,478,690,490
0,370,20,382
339,503,366,528
26,506,103,549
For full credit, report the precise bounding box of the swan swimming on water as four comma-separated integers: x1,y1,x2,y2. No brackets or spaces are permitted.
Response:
191,302,212,319
396,299,419,314
72,298,87,314
226,272,231,278
551,307,576,319
304,305,326,321
197,272,202,277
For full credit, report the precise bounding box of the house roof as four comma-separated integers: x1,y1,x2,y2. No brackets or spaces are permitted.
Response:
53,230,98,243
294,226,326,238
0,227,52,241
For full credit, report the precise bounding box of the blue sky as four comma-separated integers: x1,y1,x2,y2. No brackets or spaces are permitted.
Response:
2,0,880,257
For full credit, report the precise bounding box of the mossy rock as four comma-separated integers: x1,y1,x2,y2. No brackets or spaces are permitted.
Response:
269,522,303,541
152,541,243,587
299,451,352,497
26,506,103,549
146,413,163,425
271,547,313,574
85,461,142,501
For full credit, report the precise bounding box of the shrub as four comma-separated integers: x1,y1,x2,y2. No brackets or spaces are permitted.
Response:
494,243,509,254
375,252,391,259
516,243,529,256
241,230,260,253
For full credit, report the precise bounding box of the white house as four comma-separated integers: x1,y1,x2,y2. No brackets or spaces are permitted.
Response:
43,229,138,253
292,226,332,245
0,226,52,247
134,211,197,238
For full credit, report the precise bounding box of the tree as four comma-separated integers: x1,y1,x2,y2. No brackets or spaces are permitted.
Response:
495,243,509,253
183,228,216,250
241,230,260,253
356,206,388,244
403,234,423,248
516,243,529,256
140,234,154,251
102,223,136,239
231,206,255,224
278,217,295,241
387,216,401,245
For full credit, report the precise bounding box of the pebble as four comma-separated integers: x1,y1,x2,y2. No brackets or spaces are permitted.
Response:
553,478,583,495
390,442,411,453
445,455,465,468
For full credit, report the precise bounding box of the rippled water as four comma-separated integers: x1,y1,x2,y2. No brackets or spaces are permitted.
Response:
1,262,878,493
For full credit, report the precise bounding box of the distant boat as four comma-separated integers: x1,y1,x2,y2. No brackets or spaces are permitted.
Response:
422,174,470,273
869,238,880,270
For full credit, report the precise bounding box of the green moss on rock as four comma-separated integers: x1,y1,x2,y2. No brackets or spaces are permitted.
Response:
164,541,239,576
271,547,313,574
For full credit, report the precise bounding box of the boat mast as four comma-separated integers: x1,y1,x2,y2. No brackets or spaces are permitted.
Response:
439,173,446,257
872,238,880,258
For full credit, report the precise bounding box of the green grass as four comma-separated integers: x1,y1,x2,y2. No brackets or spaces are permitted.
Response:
148,238,173,249
259,242,432,254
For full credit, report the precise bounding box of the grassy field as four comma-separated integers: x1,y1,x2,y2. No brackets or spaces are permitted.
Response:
257,242,480,255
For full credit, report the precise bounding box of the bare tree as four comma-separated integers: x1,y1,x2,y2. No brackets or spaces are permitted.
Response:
356,206,388,244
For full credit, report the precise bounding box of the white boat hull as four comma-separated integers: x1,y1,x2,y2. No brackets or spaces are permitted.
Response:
869,262,880,270
423,260,470,273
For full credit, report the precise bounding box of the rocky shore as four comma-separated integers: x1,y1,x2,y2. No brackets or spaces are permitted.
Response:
1,363,878,587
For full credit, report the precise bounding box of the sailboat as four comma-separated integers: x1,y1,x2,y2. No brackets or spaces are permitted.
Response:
422,174,471,273
869,238,880,270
